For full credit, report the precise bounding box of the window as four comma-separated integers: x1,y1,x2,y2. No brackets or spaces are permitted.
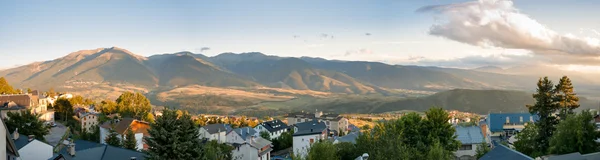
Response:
530,116,534,122
459,145,473,150
505,117,510,124
520,116,523,123
310,138,314,144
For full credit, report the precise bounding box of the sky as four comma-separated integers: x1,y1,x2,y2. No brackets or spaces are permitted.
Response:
1,0,599,71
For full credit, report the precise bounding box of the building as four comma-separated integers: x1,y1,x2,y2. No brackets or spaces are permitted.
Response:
486,113,539,140
454,126,486,160
199,124,232,143
287,111,348,136
0,93,54,121
255,119,289,139
292,121,327,158
228,127,273,160
2,117,20,160
51,139,146,160
12,132,53,160
75,112,98,133
333,132,360,144
99,118,151,151
479,142,533,160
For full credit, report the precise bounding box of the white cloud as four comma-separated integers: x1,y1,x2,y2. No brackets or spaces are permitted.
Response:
418,0,600,65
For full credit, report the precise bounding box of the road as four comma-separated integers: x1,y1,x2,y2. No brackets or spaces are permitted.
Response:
44,122,67,146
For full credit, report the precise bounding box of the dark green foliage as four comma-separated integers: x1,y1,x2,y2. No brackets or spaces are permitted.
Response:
123,128,138,150
272,131,293,151
555,76,580,119
105,128,122,147
355,107,459,160
475,139,491,159
526,77,560,155
259,131,271,141
303,141,339,160
201,140,234,160
0,77,16,94
54,98,74,122
4,110,50,141
335,142,360,160
80,126,101,143
144,109,203,160
116,92,152,121
549,110,599,154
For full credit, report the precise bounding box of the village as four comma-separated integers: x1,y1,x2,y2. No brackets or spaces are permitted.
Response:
2,88,599,160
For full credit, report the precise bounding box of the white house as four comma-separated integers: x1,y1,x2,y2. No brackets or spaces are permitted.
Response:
12,133,53,160
292,121,327,158
76,112,98,133
227,127,273,160
255,119,288,139
454,126,486,159
100,118,150,151
199,124,232,143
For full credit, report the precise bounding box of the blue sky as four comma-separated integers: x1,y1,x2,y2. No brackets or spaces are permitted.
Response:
1,0,599,69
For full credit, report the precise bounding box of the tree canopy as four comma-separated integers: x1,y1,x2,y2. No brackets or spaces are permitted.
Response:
4,110,50,141
105,128,122,147
0,77,16,94
549,110,599,155
123,128,138,150
116,92,152,121
144,109,203,160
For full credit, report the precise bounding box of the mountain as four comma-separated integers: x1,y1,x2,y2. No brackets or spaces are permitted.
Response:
0,47,158,90
473,65,504,73
303,89,600,114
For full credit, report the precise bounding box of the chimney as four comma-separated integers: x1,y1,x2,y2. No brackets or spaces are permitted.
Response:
28,135,34,142
247,127,250,134
12,128,19,140
68,140,76,156
130,157,137,160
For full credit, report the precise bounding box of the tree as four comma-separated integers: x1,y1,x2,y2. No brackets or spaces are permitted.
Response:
15,89,22,94
305,141,339,160
427,141,454,160
549,110,599,154
27,88,32,94
105,128,122,147
4,110,50,141
526,77,560,155
515,123,542,157
99,100,118,114
475,139,491,159
272,131,293,151
123,128,138,150
0,77,15,94
424,107,461,152
55,98,74,122
80,126,101,143
116,92,152,121
335,142,360,160
555,76,579,119
202,140,234,160
47,87,57,97
259,131,271,141
361,124,371,130
144,109,203,160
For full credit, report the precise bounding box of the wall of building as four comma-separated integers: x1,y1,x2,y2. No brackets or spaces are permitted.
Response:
454,143,479,159
232,143,257,160
18,140,53,160
135,133,144,151
1,118,7,160
292,133,325,158
80,115,98,133
199,128,227,143
227,131,244,144
99,127,109,144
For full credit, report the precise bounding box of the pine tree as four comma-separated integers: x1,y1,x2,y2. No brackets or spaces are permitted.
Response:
526,77,560,155
123,128,138,150
105,128,122,147
554,76,579,119
144,109,203,160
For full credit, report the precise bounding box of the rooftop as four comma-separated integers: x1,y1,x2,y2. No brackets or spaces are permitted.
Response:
100,118,150,136
293,121,327,136
55,139,146,160
479,141,533,160
487,113,539,133
231,127,258,141
202,124,232,134
454,126,485,145
258,119,289,133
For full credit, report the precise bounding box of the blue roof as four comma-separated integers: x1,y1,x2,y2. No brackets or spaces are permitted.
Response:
56,140,146,160
487,113,539,132
335,132,360,144
232,127,258,141
479,141,533,160
455,126,485,145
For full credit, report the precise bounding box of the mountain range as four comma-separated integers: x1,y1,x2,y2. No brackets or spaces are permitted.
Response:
1,47,599,114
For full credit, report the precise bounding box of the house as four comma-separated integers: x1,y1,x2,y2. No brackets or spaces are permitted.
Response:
292,121,327,158
11,132,53,160
454,126,486,160
99,118,151,151
199,124,232,143
2,117,20,160
479,141,533,160
51,139,146,160
333,132,360,144
75,112,98,133
0,94,54,121
287,110,348,136
486,113,539,140
227,127,258,144
228,127,273,160
255,119,289,139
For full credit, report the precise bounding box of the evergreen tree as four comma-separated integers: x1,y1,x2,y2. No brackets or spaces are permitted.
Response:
549,110,599,154
335,142,360,160
526,77,559,155
305,141,339,160
202,140,233,160
424,107,461,151
475,139,491,159
55,98,74,122
4,110,50,141
554,76,579,119
144,109,203,160
105,128,122,147
123,128,138,150
259,131,271,141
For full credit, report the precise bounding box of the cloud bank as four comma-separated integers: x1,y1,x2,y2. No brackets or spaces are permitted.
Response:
418,0,600,65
